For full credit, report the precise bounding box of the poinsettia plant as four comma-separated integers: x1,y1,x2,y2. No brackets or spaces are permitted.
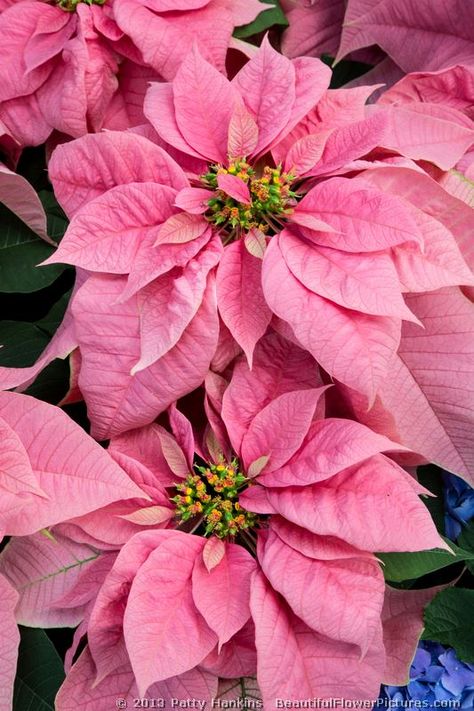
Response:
0,1,474,709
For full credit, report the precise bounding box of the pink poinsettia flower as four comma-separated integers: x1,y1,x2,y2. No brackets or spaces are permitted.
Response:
0,0,265,145
3,39,471,438
139,40,474,401
31,40,333,437
0,0,134,144
27,332,447,706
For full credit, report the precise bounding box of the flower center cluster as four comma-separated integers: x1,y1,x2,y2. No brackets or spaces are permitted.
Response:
172,460,258,539
201,159,297,236
57,0,105,11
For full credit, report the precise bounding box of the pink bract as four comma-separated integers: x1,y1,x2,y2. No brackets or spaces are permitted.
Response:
0,390,144,537
0,574,19,709
112,0,265,81
281,0,345,60
0,390,148,704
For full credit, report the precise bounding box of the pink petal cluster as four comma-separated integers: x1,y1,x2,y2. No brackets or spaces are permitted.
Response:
1,335,447,706
337,0,474,73
281,0,474,92
0,0,264,145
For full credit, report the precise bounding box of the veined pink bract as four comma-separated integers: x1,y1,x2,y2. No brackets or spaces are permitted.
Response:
0,390,147,706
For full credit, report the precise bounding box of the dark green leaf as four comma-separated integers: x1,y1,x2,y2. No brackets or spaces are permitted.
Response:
0,290,71,368
422,588,474,663
378,538,474,583
0,289,72,405
24,359,71,404
233,0,287,39
36,289,71,335
0,321,50,367
0,269,74,322
322,55,373,89
62,401,91,435
0,203,65,293
418,464,446,535
13,626,65,711
459,522,474,575
16,146,49,193
39,190,68,243
216,677,262,703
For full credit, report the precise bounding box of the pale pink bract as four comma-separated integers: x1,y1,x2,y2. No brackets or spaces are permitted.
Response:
0,390,147,705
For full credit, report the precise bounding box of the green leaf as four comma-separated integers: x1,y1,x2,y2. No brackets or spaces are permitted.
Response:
0,289,72,404
39,190,68,243
216,677,262,703
233,0,288,39
36,289,71,335
378,539,474,583
0,291,71,368
16,146,49,193
0,203,65,293
13,627,65,711
422,588,474,663
417,464,446,535
0,321,50,368
458,522,474,575
0,315,70,405
24,359,71,405
322,55,373,89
